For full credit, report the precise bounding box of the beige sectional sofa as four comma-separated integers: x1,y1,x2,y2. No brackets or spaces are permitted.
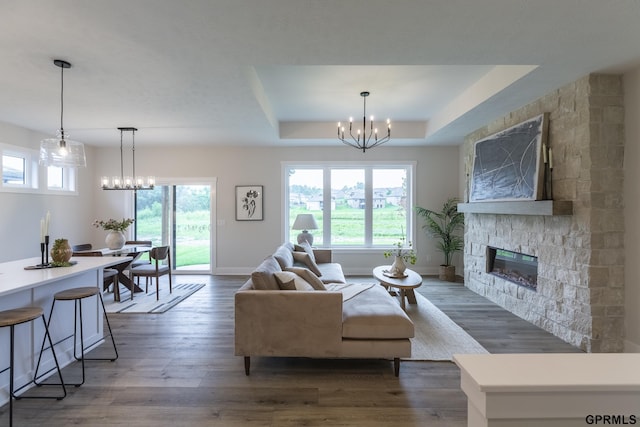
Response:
235,242,415,376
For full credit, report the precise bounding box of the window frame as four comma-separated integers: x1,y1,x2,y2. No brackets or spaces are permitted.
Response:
0,142,78,195
282,161,416,251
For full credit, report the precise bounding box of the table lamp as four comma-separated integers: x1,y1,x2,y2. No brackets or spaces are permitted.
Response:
292,214,318,245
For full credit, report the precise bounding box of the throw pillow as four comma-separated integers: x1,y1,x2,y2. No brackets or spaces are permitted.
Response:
251,256,282,290
274,271,314,291
292,251,322,277
274,271,296,290
285,266,326,290
294,241,316,263
273,244,294,269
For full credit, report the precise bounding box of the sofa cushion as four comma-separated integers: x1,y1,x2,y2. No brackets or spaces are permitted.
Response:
316,263,346,284
342,284,414,339
273,244,294,269
294,241,316,263
292,251,322,277
274,271,296,290
285,266,326,290
250,256,282,290
274,271,315,291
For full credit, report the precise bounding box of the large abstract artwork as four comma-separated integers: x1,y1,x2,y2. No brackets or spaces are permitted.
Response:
470,114,548,202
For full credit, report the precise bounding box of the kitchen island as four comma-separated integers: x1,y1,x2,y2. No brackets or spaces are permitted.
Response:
0,256,130,406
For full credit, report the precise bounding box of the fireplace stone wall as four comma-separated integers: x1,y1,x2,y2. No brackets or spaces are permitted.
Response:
462,74,625,352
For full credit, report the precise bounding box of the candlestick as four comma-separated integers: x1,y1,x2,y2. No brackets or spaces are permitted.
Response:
40,242,45,266
45,235,50,265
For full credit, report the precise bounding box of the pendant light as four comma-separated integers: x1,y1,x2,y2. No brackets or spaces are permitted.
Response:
101,127,155,190
39,59,86,168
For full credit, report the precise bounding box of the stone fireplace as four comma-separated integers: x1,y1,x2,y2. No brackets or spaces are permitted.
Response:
461,74,625,352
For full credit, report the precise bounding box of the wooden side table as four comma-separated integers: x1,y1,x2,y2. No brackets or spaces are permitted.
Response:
373,266,423,311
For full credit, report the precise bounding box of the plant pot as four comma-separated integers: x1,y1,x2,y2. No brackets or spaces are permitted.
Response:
50,239,73,263
105,230,126,250
439,264,456,282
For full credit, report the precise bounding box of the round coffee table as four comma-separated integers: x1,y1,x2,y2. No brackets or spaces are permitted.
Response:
373,266,423,311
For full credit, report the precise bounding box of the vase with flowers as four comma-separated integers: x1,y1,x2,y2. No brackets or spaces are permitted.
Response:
93,218,134,250
383,235,417,277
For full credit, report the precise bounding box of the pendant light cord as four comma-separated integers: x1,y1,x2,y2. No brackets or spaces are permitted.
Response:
59,64,65,138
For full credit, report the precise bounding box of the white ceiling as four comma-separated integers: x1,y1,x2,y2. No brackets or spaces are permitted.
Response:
1,0,640,148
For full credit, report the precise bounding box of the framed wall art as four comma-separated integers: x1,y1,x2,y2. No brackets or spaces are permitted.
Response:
236,185,263,221
470,113,548,202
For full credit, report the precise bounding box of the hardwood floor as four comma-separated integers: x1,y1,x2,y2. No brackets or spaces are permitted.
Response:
1,275,581,426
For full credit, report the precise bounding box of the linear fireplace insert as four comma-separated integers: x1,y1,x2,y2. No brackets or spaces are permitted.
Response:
486,247,538,290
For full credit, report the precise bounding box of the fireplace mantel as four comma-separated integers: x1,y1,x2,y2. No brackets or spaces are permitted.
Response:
457,200,573,216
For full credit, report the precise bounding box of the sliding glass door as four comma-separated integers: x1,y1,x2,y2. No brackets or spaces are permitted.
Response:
135,183,213,273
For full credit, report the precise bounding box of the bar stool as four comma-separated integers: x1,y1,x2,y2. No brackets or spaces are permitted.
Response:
0,306,66,427
35,286,118,387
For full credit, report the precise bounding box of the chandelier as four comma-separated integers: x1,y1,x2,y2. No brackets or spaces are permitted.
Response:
101,127,155,190
337,91,391,153
39,59,87,168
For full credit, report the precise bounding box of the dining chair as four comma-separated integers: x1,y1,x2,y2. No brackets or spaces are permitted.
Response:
124,240,152,269
71,245,121,300
129,246,173,300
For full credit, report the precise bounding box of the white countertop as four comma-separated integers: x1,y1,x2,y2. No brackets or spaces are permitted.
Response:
0,256,131,297
453,353,640,392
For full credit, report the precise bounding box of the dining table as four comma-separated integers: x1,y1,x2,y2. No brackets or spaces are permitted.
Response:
73,244,152,297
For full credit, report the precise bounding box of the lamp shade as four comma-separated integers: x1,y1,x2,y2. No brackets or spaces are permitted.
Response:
39,136,86,168
292,214,318,230
292,214,318,245
39,59,87,168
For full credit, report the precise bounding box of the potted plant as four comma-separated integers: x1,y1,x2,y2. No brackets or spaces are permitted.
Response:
415,197,464,282
93,218,135,250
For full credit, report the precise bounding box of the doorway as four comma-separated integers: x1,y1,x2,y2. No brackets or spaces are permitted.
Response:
135,181,215,274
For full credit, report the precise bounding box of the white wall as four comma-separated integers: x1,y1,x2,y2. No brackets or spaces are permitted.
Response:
0,123,97,262
624,67,640,352
91,144,461,275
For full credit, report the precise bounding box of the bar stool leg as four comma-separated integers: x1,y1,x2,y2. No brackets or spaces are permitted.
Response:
34,290,118,388
68,293,118,386
10,314,66,427
80,291,118,363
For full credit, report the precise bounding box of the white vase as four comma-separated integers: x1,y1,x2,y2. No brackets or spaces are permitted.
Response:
105,230,126,250
389,256,407,277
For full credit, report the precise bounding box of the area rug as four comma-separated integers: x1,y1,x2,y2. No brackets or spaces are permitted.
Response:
103,283,205,314
404,291,489,361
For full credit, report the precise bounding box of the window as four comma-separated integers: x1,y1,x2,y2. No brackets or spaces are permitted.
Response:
2,154,26,185
46,166,77,192
284,162,415,248
0,143,78,194
1,147,35,189
47,166,63,189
